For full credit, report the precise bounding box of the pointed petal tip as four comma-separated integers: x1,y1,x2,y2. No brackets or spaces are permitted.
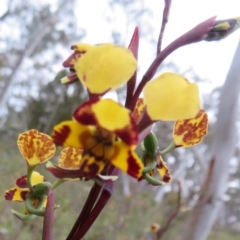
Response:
60,74,78,85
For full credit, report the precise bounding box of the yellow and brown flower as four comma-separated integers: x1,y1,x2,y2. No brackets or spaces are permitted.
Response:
52,98,143,179
5,171,45,202
61,43,137,95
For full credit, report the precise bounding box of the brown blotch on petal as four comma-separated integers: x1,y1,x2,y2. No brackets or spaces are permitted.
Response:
132,98,145,124
59,147,83,168
73,99,99,125
20,190,29,201
16,175,28,188
79,160,100,180
174,109,208,146
5,189,16,200
52,125,71,146
156,157,172,183
163,172,172,183
115,113,138,146
62,51,85,68
127,151,142,178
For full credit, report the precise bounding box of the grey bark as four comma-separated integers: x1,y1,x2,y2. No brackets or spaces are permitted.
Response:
178,39,240,240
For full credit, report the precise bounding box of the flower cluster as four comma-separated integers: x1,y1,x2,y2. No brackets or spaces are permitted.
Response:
8,12,240,239
4,35,209,222
49,37,208,185
5,30,209,209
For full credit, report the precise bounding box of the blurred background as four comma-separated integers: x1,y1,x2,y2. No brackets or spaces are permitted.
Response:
0,0,240,239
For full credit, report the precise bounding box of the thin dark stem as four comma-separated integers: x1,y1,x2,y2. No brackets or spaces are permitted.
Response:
156,181,181,239
157,0,172,55
129,16,216,111
70,189,111,240
66,183,102,240
67,168,120,240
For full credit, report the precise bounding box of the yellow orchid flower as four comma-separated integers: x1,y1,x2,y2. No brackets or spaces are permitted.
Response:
52,98,143,179
61,43,137,95
5,171,45,202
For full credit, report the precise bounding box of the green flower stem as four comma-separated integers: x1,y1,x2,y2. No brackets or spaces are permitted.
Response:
143,172,166,186
25,182,52,216
26,165,35,191
142,157,157,173
25,195,45,216
52,178,66,189
160,141,176,154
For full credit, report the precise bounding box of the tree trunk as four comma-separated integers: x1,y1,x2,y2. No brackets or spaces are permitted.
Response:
0,0,72,126
178,39,240,240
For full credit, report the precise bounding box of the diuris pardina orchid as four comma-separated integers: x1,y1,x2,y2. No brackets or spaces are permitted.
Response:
4,2,240,239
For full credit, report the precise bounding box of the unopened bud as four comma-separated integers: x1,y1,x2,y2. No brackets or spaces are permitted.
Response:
204,17,240,41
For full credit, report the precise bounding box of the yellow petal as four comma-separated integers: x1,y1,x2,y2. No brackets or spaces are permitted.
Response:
173,109,208,147
71,43,95,52
17,129,56,167
59,147,83,169
74,44,137,94
31,171,45,186
109,141,143,179
5,187,28,201
156,155,172,183
16,171,45,189
52,121,95,148
63,43,95,68
74,99,138,146
143,72,200,121
5,172,45,202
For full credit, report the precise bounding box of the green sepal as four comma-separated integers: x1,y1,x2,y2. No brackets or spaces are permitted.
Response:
11,209,36,222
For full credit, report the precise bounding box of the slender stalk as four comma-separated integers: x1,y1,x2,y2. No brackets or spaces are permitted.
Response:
157,0,172,55
160,141,176,154
130,16,216,111
70,189,111,240
42,190,55,240
66,183,103,240
156,180,181,239
27,166,34,191
67,168,120,240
